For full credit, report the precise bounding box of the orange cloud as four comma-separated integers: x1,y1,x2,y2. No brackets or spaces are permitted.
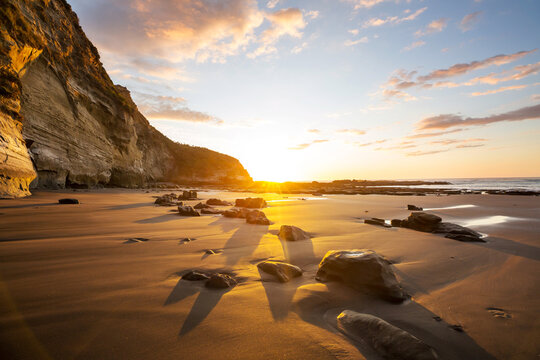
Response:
362,7,427,28
288,139,328,150
415,18,448,37
337,129,366,135
460,11,482,32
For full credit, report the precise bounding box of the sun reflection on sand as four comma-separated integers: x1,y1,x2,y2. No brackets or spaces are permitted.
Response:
462,215,518,227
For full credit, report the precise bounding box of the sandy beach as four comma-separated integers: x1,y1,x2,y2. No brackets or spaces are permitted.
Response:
0,190,538,359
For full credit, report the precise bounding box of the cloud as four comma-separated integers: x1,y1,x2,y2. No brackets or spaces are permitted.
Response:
304,10,319,20
430,138,486,145
406,129,464,139
344,0,396,9
464,61,540,86
344,37,369,46
288,139,328,150
348,29,359,36
362,7,427,28
291,42,308,54
267,0,281,8
416,104,540,130
456,143,485,148
406,149,450,156
133,92,223,124
460,11,482,32
337,129,366,135
415,18,448,37
403,40,426,52
382,89,417,101
249,8,306,58
470,84,531,96
308,128,321,133
355,139,387,147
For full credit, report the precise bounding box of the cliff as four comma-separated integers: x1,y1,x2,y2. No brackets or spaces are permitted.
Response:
0,0,251,198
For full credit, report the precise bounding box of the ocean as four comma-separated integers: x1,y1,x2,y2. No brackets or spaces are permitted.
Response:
386,177,540,192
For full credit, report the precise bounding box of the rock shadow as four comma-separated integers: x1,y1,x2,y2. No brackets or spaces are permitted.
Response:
0,202,58,209
106,202,153,210
222,224,268,266
178,288,231,336
475,236,540,261
135,213,194,224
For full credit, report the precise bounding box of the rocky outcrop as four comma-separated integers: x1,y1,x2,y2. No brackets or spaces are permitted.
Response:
0,0,251,198
316,250,407,302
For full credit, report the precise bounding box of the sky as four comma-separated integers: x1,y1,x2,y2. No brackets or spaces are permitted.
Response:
69,0,540,182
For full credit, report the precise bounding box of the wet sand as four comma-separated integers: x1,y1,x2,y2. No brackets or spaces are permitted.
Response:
1,190,539,359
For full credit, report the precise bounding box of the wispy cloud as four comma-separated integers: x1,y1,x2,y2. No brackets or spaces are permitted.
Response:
430,138,486,145
344,36,369,46
308,128,321,133
402,40,426,52
363,7,427,28
267,0,281,9
406,149,449,156
415,18,448,37
344,0,396,9
355,139,387,147
304,10,319,20
406,128,464,139
470,84,532,97
288,139,328,150
416,104,540,130
337,129,366,135
460,11,482,32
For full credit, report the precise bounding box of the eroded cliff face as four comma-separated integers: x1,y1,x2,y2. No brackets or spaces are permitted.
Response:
0,0,251,197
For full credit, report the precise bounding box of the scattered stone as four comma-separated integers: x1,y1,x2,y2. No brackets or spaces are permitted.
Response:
182,271,210,281
222,208,250,218
278,225,311,241
178,205,200,216
257,261,303,282
194,202,211,209
407,204,423,211
206,198,232,206
364,218,391,228
391,219,402,227
205,273,237,289
337,310,438,360
204,249,222,255
449,324,464,332
201,208,224,215
445,233,486,242
433,316,442,322
58,198,79,204
179,190,197,200
179,237,195,244
154,193,178,206
486,307,512,319
126,237,149,243
400,212,442,232
316,249,407,302
235,197,267,208
433,222,482,237
246,210,270,225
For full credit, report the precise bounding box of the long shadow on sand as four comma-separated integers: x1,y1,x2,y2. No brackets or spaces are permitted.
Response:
106,202,154,210
222,223,269,266
135,214,195,224
294,282,496,360
476,236,540,261
0,202,59,209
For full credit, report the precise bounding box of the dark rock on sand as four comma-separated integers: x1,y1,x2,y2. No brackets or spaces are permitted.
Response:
205,274,237,289
206,198,232,206
433,222,482,237
180,190,197,200
246,210,270,225
235,197,267,208
337,310,438,360
391,219,402,227
400,212,442,232
278,225,311,241
182,271,210,281
407,204,423,211
201,208,224,215
178,205,200,217
194,202,211,209
222,208,249,218
445,233,486,242
155,193,178,206
58,198,79,204
316,249,407,302
365,218,391,228
257,261,303,282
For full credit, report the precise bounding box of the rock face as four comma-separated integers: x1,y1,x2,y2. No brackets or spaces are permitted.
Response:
337,310,438,360
278,225,311,241
316,250,407,302
257,261,302,282
0,0,251,198
400,212,442,232
235,197,267,208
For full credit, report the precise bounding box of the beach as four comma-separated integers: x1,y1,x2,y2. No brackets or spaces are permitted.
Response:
0,190,539,359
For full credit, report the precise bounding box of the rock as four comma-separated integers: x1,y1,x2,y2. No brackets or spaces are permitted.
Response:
400,212,442,232
235,197,267,208
257,261,303,282
155,193,178,206
316,250,407,302
445,233,486,242
58,198,79,204
177,205,200,216
127,237,149,242
194,202,211,209
206,198,232,206
246,210,270,225
278,225,311,241
365,218,391,228
179,237,195,244
201,208,224,215
204,249,221,255
205,274,237,289
336,310,438,360
180,190,198,200
222,208,249,218
182,271,210,281
407,204,423,211
391,219,402,227
433,222,482,237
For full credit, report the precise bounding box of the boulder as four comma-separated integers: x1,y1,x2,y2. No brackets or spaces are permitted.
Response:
433,222,482,237
179,190,197,200
246,210,270,225
278,225,311,241
222,208,250,218
205,274,237,289
257,261,303,282
178,205,200,217
206,198,232,206
365,218,391,228
445,233,486,242
391,219,402,227
58,198,79,204
155,193,178,206
182,271,210,281
337,310,438,360
407,204,423,211
316,250,407,302
194,202,211,209
235,197,267,208
201,208,224,215
400,212,442,232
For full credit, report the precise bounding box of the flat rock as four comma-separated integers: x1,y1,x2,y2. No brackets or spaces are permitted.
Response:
433,222,482,237
400,212,442,232
235,197,267,208
337,310,438,360
206,198,232,206
278,225,311,241
182,271,210,281
58,198,79,204
205,274,237,289
365,218,391,228
257,261,303,282
178,205,200,216
316,249,407,302
445,233,486,242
